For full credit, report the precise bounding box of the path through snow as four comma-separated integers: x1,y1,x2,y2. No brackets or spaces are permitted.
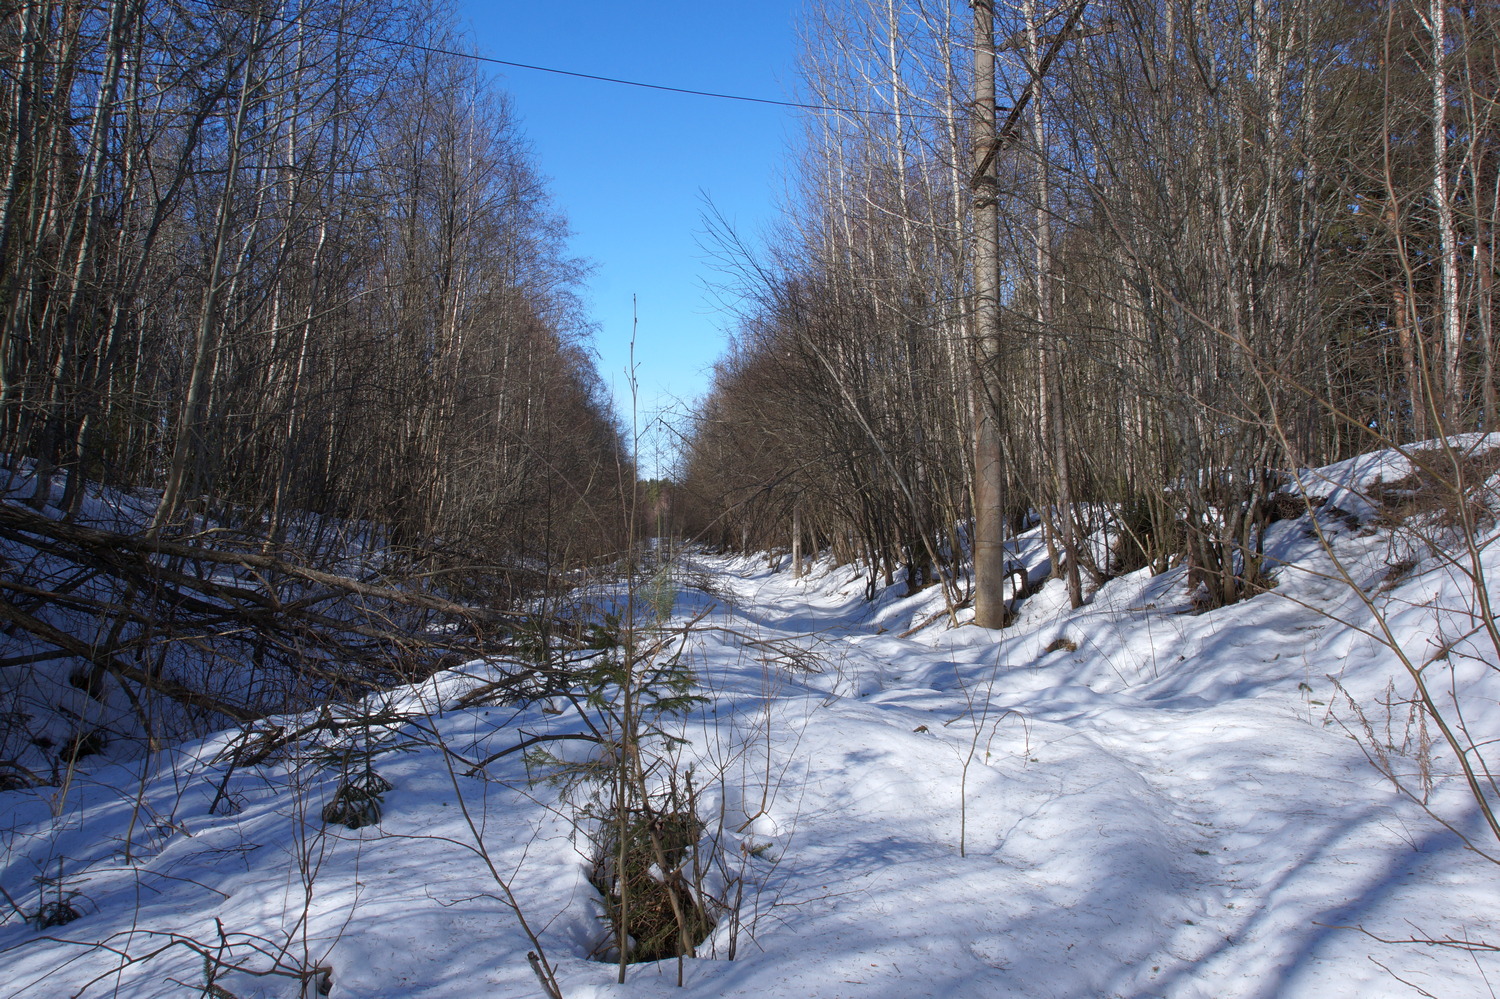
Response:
647,544,1500,999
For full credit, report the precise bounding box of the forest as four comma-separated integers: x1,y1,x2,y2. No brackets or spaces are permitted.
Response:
3,0,1495,741
0,0,636,722
682,0,1500,625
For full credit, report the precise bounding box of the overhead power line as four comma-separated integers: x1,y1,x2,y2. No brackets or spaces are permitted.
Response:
466,50,948,121
199,0,958,122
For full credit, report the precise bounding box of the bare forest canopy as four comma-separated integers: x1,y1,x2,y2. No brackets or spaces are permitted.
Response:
0,0,637,730
679,0,1500,622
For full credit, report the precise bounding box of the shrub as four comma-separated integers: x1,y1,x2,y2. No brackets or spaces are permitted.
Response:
588,802,714,963
321,771,392,830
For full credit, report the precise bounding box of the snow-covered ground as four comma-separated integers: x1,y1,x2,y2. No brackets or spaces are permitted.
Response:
4,444,1500,998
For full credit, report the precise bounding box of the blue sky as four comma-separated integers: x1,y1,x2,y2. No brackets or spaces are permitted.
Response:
453,2,805,475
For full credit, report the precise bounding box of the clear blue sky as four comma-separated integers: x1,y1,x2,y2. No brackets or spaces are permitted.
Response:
453,1,805,475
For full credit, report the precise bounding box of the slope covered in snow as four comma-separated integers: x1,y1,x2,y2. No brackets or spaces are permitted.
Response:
3,443,1500,998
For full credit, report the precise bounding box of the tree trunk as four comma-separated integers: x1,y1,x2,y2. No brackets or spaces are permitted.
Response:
971,0,1009,629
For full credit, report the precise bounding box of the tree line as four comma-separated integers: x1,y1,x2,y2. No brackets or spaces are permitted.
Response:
681,0,1499,619
0,0,631,571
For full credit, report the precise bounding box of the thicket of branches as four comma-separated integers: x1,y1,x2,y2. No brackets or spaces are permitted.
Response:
682,0,1499,611
0,0,632,734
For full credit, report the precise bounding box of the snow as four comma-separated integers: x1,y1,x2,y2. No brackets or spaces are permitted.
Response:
1286,432,1500,524
5,446,1500,998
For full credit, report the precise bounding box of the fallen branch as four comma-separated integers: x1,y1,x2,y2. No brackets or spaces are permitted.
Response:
0,498,541,730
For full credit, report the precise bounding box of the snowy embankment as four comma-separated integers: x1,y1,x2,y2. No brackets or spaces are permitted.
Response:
4,442,1500,998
